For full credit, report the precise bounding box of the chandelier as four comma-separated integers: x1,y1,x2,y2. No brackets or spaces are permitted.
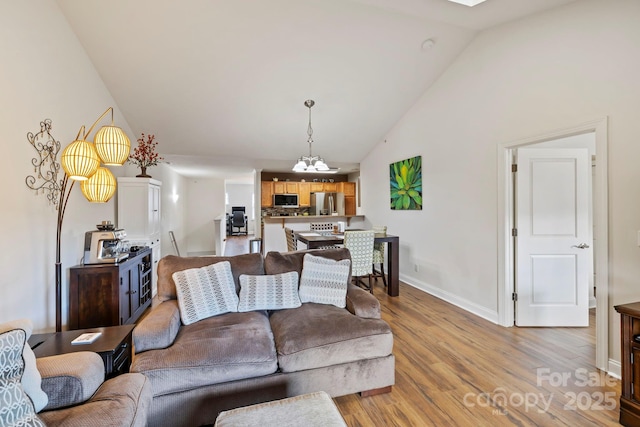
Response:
292,100,337,173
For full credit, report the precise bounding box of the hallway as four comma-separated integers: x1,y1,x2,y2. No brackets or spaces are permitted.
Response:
224,235,256,256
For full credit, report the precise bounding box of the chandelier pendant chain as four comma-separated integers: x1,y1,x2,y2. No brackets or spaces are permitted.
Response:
307,99,314,158
293,99,334,172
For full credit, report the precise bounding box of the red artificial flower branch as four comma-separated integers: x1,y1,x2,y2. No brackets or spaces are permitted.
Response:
129,133,163,168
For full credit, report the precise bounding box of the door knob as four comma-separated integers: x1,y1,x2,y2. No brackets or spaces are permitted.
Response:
572,243,590,249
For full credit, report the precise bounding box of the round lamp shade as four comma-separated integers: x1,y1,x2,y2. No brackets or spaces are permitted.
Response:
94,125,130,166
61,139,100,180
81,167,116,203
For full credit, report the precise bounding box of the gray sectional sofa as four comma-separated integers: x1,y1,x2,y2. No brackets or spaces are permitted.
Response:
130,248,395,427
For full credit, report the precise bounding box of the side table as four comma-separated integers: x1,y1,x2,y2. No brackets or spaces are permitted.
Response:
31,324,135,379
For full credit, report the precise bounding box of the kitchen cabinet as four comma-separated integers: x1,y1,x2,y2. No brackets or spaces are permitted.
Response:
310,182,324,192
339,182,356,215
322,182,338,192
339,182,356,196
345,195,356,215
273,181,286,194
272,181,298,194
261,179,355,212
298,182,310,206
68,249,152,329
117,178,162,295
261,182,273,207
285,182,298,194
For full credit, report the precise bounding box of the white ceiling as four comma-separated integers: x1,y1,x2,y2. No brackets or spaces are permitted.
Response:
56,0,576,180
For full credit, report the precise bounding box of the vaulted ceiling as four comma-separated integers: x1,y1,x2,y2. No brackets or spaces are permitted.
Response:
56,0,576,180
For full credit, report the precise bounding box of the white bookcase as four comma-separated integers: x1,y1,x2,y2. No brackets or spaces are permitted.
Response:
117,177,162,296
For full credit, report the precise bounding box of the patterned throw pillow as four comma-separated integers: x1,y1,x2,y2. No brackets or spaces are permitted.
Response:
238,272,301,312
0,329,46,427
173,261,239,325
299,253,351,308
0,319,47,412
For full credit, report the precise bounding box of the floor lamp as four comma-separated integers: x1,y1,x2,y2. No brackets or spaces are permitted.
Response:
25,109,130,332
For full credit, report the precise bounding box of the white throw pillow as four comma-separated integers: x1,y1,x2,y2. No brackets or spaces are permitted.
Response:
299,254,351,308
238,272,301,312
173,261,239,325
0,319,48,412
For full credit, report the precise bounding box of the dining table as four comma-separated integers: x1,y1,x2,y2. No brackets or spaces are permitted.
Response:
295,231,400,297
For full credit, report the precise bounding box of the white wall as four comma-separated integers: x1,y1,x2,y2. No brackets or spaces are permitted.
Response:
0,1,134,332
360,0,640,362
186,178,225,255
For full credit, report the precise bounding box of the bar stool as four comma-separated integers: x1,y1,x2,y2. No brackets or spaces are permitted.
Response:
284,227,297,252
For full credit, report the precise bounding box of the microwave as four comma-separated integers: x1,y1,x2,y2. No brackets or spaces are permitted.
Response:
273,194,299,208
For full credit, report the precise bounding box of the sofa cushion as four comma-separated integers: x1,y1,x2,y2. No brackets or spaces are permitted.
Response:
299,254,351,308
173,261,239,325
264,248,352,283
0,328,46,427
157,253,265,302
238,272,301,312
130,311,277,396
0,319,48,412
269,303,393,373
39,372,152,427
37,352,104,410
133,300,182,353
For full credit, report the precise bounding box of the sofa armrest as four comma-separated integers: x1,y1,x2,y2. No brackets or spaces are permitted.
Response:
345,284,381,319
133,300,181,353
37,352,104,411
39,373,152,427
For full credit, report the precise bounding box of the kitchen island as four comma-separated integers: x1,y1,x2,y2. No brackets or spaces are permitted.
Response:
262,214,365,253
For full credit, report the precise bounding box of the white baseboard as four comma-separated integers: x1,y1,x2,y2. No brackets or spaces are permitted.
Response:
608,358,621,379
399,274,500,325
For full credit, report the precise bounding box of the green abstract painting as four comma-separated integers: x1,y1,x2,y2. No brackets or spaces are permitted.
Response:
390,155,422,210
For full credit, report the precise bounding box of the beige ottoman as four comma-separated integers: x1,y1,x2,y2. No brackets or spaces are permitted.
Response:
214,391,347,427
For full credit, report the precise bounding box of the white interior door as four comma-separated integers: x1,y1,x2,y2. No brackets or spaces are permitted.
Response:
515,148,592,327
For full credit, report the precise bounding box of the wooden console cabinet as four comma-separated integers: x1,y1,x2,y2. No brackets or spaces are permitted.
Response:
616,302,640,426
68,248,153,330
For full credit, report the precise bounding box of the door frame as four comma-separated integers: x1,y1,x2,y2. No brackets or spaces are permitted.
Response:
497,117,609,371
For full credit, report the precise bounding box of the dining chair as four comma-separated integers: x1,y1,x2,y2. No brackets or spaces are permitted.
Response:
343,230,375,293
372,225,387,288
284,227,297,252
310,223,334,233
310,222,341,249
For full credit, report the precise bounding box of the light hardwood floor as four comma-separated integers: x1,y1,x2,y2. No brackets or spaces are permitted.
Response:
227,235,621,425
335,281,620,426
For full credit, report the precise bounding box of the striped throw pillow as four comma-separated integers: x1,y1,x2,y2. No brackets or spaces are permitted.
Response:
173,261,239,325
299,253,351,308
238,272,301,312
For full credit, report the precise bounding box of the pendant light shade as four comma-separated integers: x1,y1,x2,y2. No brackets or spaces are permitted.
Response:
94,125,131,166
81,166,116,202
61,139,100,181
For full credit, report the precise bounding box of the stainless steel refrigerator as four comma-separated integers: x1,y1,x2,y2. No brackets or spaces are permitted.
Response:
310,192,345,216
